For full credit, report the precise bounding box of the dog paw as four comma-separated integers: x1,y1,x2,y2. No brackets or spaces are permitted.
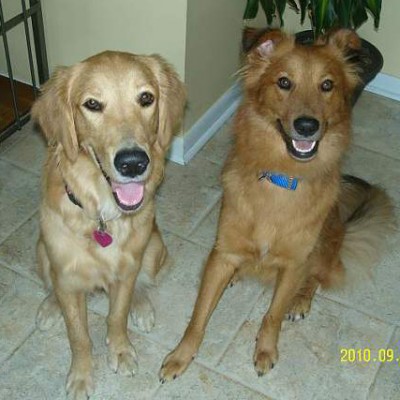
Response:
107,339,138,377
159,349,195,383
131,298,155,333
253,345,278,377
285,295,312,322
66,366,94,400
36,295,62,331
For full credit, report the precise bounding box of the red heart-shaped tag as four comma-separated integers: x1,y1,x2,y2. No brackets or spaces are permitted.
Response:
92,229,113,247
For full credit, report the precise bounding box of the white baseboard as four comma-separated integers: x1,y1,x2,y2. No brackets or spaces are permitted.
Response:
365,72,400,102
168,72,400,166
168,82,242,165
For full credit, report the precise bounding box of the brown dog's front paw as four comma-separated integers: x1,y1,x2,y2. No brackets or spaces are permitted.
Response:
107,338,138,377
253,345,278,377
66,365,94,400
159,348,195,383
285,295,312,322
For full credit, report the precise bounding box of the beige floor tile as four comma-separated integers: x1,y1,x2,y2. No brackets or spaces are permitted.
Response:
0,213,40,284
343,144,400,205
353,91,400,161
155,363,270,400
1,127,46,175
201,121,234,166
368,327,400,400
0,267,44,365
0,312,165,400
0,159,40,243
217,293,393,400
156,157,222,238
190,199,220,249
321,230,400,326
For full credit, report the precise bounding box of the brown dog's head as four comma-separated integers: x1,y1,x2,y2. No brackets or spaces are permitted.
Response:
32,51,186,213
241,28,361,169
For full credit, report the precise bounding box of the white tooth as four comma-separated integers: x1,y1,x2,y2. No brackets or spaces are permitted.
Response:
292,140,316,153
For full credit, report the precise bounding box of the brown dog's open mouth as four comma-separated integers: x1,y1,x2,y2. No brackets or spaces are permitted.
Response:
287,139,319,161
277,120,320,161
111,181,144,212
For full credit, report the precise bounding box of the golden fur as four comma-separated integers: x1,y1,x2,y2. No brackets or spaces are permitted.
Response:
160,29,395,380
32,51,185,399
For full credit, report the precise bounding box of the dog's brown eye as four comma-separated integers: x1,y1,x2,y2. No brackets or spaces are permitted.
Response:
138,92,154,107
83,98,102,111
277,77,292,90
321,79,333,92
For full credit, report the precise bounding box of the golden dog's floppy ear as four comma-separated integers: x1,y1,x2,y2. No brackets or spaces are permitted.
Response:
148,55,186,152
31,66,79,162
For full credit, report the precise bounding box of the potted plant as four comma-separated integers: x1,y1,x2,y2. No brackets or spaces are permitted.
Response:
243,0,383,103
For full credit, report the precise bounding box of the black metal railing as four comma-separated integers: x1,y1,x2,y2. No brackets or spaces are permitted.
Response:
0,0,48,142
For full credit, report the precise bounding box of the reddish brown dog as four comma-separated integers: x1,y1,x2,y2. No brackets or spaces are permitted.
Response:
160,29,394,380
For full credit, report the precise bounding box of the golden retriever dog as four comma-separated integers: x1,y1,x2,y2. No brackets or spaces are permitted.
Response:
32,51,185,399
160,29,395,381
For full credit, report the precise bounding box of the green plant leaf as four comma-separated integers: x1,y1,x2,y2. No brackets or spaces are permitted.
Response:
365,0,381,28
287,0,299,12
311,0,330,37
260,0,276,25
243,0,259,19
275,0,288,26
352,0,368,29
298,0,310,24
335,0,353,28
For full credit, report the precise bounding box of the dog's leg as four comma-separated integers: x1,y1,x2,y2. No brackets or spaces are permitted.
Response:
54,286,93,400
254,265,307,376
159,249,236,382
107,269,139,377
285,275,319,321
131,223,169,333
36,238,63,330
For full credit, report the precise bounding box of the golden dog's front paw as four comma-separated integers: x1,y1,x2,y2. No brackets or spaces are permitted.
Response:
159,348,195,383
253,345,278,377
66,365,94,400
107,338,138,377
36,294,62,331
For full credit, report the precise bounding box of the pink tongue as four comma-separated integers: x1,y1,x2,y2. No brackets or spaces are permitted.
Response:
111,181,144,206
294,140,314,151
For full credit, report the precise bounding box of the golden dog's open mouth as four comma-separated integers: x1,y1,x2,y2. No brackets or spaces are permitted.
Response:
111,181,144,212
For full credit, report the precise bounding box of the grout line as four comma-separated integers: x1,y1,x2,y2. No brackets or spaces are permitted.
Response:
0,208,39,247
0,156,42,177
0,327,36,369
351,143,400,164
0,259,42,287
366,326,397,399
213,284,265,367
316,292,400,328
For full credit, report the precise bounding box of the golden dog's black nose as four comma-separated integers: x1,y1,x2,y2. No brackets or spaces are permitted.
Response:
114,148,150,178
294,116,320,137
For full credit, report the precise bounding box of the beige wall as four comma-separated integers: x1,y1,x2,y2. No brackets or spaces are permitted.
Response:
357,0,400,78
184,0,244,128
41,0,188,79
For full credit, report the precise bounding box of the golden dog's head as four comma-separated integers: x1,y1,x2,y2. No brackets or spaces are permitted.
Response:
241,28,361,170
32,51,186,213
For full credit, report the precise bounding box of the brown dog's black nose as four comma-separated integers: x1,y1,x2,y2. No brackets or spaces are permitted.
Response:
114,148,149,178
294,116,320,137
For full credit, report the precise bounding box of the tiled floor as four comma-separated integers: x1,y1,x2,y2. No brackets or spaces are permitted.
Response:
0,91,399,399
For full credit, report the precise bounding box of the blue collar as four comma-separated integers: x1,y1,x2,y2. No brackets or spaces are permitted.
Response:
259,171,299,191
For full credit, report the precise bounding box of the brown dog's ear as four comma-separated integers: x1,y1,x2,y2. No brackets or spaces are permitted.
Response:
147,55,186,152
31,66,79,162
244,28,287,59
326,29,362,53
